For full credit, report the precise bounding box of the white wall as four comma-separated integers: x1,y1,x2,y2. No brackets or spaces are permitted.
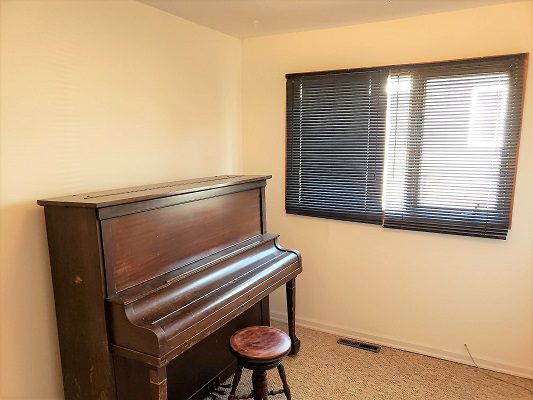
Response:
0,1,241,398
242,1,533,378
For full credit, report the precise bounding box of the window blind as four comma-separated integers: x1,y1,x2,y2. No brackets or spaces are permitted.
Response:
286,54,526,239
383,55,526,239
286,70,388,223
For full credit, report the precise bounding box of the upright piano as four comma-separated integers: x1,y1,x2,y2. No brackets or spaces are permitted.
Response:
38,175,302,400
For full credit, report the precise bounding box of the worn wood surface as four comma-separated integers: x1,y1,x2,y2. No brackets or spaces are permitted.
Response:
107,236,301,359
114,304,263,400
101,189,261,293
230,326,292,363
38,175,271,208
39,175,302,400
286,279,300,355
228,326,293,400
43,206,116,400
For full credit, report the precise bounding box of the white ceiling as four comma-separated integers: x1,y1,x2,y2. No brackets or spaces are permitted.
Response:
139,0,519,38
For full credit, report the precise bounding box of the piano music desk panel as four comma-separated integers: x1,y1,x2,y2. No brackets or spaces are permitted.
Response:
101,190,261,293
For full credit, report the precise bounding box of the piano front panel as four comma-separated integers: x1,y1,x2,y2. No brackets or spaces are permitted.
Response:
101,189,261,293
113,303,264,400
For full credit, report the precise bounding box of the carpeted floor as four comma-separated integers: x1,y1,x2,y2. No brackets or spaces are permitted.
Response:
209,322,533,400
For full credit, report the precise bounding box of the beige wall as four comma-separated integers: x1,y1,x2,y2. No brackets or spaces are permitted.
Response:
0,1,241,398
1,1,532,399
242,1,533,378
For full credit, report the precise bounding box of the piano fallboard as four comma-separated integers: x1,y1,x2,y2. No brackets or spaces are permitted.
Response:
107,234,301,362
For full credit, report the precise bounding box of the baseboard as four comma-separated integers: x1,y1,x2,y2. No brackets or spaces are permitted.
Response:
271,311,533,380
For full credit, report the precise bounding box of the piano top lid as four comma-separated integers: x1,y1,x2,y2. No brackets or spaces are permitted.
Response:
37,175,272,208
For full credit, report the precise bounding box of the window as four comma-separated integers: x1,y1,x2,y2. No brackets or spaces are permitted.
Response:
286,54,526,239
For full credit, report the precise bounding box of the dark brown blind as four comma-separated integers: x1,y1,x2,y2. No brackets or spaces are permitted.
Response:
286,70,388,223
286,54,526,239
383,54,526,239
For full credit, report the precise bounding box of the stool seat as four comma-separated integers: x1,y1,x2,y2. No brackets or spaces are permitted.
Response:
230,326,292,363
228,326,293,400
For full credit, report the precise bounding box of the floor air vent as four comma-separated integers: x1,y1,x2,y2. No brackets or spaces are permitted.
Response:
337,338,381,353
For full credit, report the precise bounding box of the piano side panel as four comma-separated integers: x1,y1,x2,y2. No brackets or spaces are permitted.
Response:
101,189,262,293
43,206,116,400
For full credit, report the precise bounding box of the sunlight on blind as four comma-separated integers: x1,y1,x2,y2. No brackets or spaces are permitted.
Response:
383,74,411,212
287,54,525,238
419,73,509,210
382,56,522,239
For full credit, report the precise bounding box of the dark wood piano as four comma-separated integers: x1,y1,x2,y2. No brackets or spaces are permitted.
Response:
38,175,302,400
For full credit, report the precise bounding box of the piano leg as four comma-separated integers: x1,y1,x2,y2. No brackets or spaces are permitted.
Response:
149,366,168,400
286,278,300,355
260,297,270,326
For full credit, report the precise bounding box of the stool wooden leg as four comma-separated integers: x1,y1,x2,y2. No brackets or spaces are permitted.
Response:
252,370,266,400
228,366,243,400
260,372,269,399
277,364,291,400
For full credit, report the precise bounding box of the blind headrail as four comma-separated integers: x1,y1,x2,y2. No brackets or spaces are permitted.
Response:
285,53,528,79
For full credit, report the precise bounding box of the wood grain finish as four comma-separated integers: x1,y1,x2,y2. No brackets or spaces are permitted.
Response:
37,175,271,208
114,304,263,400
101,190,261,293
43,206,116,400
106,235,300,358
228,326,293,400
230,326,291,363
38,175,302,400
286,279,300,355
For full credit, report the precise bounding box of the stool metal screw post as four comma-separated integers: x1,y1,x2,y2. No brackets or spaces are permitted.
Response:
228,326,293,400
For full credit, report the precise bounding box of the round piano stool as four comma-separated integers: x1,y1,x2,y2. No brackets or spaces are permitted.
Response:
228,326,293,400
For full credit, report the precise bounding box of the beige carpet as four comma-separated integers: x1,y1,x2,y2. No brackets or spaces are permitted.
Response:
209,322,533,400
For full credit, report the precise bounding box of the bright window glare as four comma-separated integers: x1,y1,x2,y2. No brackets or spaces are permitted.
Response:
386,76,412,94
420,73,508,210
468,77,509,147
383,75,412,211
384,72,510,212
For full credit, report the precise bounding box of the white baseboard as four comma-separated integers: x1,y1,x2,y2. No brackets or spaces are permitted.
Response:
270,311,533,380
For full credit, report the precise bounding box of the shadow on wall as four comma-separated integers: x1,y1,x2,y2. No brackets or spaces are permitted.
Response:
0,203,64,398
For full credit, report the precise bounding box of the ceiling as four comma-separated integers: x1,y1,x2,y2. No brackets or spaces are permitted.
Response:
139,0,519,38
